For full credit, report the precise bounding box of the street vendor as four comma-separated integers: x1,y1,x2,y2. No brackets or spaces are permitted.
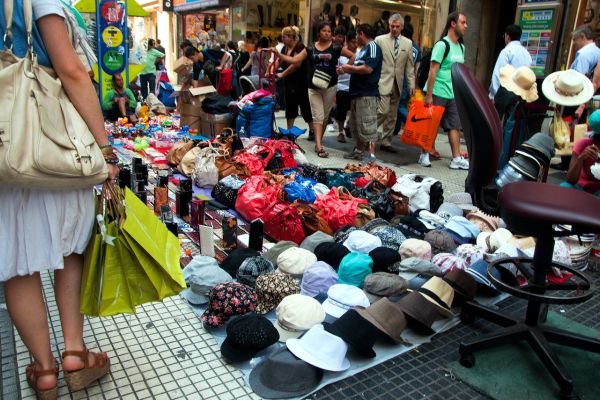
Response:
561,109,600,197
102,74,138,123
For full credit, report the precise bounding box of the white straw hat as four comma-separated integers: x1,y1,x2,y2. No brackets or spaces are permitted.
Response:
499,65,539,103
541,69,594,106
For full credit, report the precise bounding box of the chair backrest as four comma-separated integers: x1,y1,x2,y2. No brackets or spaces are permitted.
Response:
451,63,502,194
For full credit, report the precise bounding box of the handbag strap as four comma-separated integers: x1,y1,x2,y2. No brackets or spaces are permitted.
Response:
3,0,33,52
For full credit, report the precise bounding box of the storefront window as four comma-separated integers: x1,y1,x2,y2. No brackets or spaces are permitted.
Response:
183,10,230,49
232,0,306,49
307,0,437,50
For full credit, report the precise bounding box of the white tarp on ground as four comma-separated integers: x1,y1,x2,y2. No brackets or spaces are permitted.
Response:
186,293,508,399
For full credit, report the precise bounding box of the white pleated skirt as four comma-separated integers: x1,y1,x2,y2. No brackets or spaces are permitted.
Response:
0,187,95,282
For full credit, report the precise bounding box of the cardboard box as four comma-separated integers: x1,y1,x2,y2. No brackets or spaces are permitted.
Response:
174,56,193,76
182,77,216,106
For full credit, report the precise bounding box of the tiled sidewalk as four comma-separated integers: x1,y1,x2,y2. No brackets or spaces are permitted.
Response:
7,272,257,400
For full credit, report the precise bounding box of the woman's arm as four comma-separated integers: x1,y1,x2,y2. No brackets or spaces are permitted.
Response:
37,15,118,177
275,47,307,65
241,52,253,72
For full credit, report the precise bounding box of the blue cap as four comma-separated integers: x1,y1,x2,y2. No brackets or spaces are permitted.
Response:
589,109,600,135
338,253,373,287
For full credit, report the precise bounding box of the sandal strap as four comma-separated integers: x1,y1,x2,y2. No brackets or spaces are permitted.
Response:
63,349,108,369
26,362,59,378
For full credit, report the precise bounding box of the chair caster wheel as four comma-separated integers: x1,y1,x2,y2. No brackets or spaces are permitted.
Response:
460,311,475,325
459,352,475,368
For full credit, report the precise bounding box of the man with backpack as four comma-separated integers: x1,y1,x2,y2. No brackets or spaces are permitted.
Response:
419,11,468,169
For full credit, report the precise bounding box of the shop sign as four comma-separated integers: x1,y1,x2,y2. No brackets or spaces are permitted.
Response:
173,0,225,12
518,7,555,76
97,0,128,100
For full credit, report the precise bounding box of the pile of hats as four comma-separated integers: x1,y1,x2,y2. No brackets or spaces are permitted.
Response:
244,270,478,399
178,193,590,398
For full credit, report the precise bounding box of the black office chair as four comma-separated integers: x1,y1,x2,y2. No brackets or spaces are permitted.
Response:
451,63,600,400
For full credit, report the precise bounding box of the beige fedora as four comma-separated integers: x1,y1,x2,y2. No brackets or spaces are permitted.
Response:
499,65,539,103
542,69,594,106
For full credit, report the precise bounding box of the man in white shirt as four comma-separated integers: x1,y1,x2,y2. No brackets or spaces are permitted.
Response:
489,24,532,99
570,24,600,118
571,24,600,76
489,24,532,121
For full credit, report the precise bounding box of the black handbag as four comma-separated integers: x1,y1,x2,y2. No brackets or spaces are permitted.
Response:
211,175,246,209
352,181,396,221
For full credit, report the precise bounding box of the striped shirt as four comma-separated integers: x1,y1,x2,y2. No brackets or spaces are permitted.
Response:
349,40,383,98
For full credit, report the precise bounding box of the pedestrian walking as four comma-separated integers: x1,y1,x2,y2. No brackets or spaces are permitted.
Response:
375,13,415,153
139,38,165,100
339,23,383,163
275,21,355,158
421,11,469,169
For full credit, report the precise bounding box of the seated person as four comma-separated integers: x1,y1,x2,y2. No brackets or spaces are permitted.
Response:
561,109,600,197
102,74,138,122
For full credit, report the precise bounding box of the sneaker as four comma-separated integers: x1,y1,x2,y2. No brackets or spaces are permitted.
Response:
449,157,469,170
363,154,377,164
326,123,337,132
344,149,364,160
418,153,431,167
307,131,315,141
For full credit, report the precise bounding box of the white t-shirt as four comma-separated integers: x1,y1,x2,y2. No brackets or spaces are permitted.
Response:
33,0,65,20
337,55,350,92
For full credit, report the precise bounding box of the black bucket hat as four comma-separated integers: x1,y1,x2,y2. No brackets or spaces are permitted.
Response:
221,313,279,363
323,309,378,358
249,347,323,399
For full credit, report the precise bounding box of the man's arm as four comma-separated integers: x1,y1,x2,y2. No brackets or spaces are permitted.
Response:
126,89,137,109
102,90,115,110
339,63,373,75
489,49,509,98
424,62,440,105
406,43,416,95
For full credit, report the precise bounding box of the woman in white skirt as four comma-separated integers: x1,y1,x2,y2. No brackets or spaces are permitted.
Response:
0,1,119,399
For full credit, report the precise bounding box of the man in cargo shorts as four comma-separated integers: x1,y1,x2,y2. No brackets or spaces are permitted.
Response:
339,24,383,163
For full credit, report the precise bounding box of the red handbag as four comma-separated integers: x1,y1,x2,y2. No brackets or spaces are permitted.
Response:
263,200,306,244
314,187,369,231
234,175,280,221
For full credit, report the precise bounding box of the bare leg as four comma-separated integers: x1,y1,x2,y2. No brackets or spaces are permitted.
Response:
313,122,324,151
448,129,462,158
286,118,295,129
5,274,57,390
55,254,104,371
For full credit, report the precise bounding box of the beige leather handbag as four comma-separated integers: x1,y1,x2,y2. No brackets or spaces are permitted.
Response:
0,0,107,189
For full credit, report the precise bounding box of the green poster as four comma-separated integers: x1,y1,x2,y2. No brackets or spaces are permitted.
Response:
518,8,555,76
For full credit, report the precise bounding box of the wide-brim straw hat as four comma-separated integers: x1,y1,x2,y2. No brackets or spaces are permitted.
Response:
499,65,539,103
542,69,594,106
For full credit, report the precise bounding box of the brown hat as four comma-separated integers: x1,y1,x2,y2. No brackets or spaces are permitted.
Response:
442,269,477,305
424,229,457,255
395,292,443,334
355,298,407,342
416,277,454,318
255,273,300,314
363,272,408,304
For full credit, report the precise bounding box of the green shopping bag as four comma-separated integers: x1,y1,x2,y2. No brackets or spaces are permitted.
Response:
120,188,185,298
81,219,136,316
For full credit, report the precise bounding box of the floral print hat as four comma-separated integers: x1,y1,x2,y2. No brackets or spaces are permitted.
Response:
201,282,257,328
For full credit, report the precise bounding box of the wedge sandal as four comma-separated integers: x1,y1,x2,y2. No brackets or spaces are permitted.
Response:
25,360,58,400
62,349,110,392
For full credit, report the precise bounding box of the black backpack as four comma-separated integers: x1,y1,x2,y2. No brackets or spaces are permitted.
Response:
416,38,464,90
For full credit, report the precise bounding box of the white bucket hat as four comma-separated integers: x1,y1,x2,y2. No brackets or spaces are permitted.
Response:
542,69,594,106
322,284,370,318
499,65,539,103
275,294,326,342
286,324,351,371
